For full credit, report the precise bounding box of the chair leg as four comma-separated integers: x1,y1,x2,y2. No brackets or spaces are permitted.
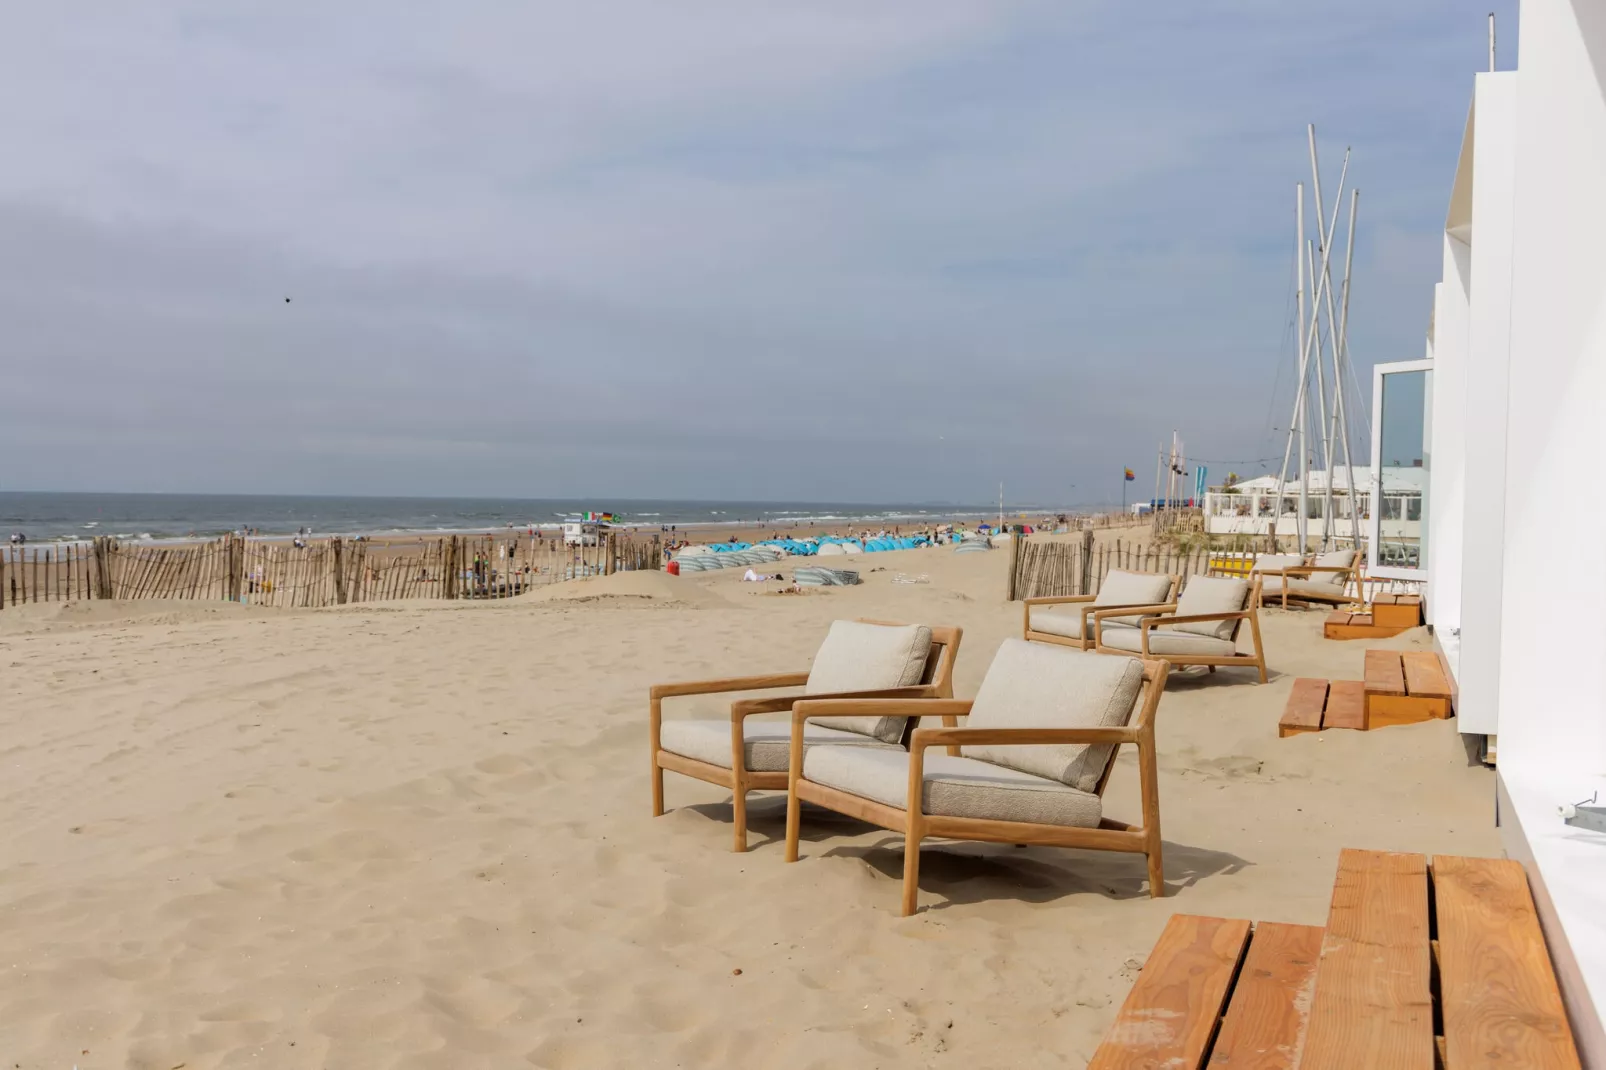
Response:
784,787,802,862
900,828,922,916
1147,842,1165,898
1207,664,1216,674
732,785,749,853
650,753,665,817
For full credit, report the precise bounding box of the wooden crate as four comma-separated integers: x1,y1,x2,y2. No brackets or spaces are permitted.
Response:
1089,851,1581,1069
1365,649,1452,728
1279,678,1367,737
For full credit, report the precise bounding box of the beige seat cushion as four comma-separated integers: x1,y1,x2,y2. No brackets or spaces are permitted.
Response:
1029,608,1134,641
1251,554,1305,574
804,621,933,743
1261,576,1351,601
803,746,1102,828
661,719,895,772
1099,627,1239,658
1093,570,1176,626
961,639,1145,793
1171,575,1250,639
1311,549,1357,585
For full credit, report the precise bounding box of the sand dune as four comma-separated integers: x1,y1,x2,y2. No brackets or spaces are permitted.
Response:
0,546,1494,1067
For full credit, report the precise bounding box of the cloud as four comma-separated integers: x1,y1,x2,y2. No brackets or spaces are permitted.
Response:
0,1,1514,502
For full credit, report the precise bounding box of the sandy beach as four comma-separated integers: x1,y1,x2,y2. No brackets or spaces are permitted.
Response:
0,543,1496,1068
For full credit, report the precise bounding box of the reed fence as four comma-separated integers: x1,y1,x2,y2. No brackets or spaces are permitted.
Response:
0,533,662,610
1007,533,1404,602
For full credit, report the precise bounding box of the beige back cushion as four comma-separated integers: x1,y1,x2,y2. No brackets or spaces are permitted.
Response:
962,639,1146,793
1093,570,1175,626
1252,554,1305,574
1171,575,1251,639
1312,549,1356,585
805,621,933,743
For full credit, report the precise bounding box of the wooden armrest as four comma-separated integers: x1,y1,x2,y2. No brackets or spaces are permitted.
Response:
650,671,809,700
1284,565,1351,577
1022,595,1095,607
792,698,975,723
1092,603,1176,620
735,686,938,721
911,725,1138,748
1143,609,1248,629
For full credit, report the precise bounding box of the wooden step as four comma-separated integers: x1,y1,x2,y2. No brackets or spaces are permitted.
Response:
1279,679,1368,737
1279,678,1328,737
1372,593,1424,630
1207,922,1325,1069
1088,914,1252,1070
1323,680,1366,730
1323,609,1415,641
1365,650,1453,728
1432,855,1582,1068
1300,849,1434,1069
1090,852,1581,1069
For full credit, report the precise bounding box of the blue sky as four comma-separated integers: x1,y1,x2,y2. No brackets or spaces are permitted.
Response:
0,2,1515,505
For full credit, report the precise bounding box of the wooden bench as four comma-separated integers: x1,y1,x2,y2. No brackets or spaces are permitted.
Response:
1323,595,1422,641
1278,678,1366,738
1088,850,1580,1069
1365,649,1452,728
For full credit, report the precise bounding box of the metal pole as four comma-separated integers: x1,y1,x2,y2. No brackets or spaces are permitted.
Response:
1272,181,1309,551
1489,12,1496,72
1334,188,1363,548
1307,239,1333,543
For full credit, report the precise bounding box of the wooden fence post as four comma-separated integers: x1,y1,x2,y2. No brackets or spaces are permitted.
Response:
331,537,347,605
1079,528,1095,595
1006,532,1020,601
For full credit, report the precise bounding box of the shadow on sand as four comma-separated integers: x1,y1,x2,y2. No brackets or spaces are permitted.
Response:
687,796,1249,910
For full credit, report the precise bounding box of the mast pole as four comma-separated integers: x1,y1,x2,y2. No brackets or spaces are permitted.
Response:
1272,181,1309,551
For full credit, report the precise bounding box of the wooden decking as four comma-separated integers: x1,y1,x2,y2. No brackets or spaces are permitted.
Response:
1089,850,1580,1069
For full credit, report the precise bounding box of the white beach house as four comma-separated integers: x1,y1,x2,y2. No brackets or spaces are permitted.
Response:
1202,466,1424,563
1410,0,1606,1058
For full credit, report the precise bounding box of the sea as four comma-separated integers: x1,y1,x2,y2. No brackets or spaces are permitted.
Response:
0,492,1047,545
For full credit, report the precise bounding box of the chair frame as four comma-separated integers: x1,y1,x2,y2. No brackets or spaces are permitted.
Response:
649,620,962,852
1021,571,1181,650
783,658,1170,916
1092,574,1268,683
1253,558,1360,609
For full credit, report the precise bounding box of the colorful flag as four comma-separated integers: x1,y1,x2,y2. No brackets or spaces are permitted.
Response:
1123,468,1135,481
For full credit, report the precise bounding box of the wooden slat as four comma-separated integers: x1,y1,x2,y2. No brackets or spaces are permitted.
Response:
1433,855,1581,1069
1089,914,1252,1070
1300,849,1434,1069
1323,681,1367,731
1400,651,1451,700
1207,922,1325,1069
1279,679,1328,738
1364,650,1406,696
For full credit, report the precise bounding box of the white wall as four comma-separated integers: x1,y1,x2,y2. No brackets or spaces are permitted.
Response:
1457,72,1519,736
1427,239,1469,634
1496,0,1606,1057
1497,0,1606,778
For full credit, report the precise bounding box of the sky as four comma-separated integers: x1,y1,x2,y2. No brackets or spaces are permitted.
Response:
0,2,1516,506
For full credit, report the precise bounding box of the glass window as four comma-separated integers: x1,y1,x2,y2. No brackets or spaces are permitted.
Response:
1376,368,1430,571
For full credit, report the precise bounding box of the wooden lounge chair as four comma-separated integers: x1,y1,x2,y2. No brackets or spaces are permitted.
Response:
1255,549,1359,609
1093,573,1268,683
1022,569,1180,650
784,639,1169,915
649,619,962,852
